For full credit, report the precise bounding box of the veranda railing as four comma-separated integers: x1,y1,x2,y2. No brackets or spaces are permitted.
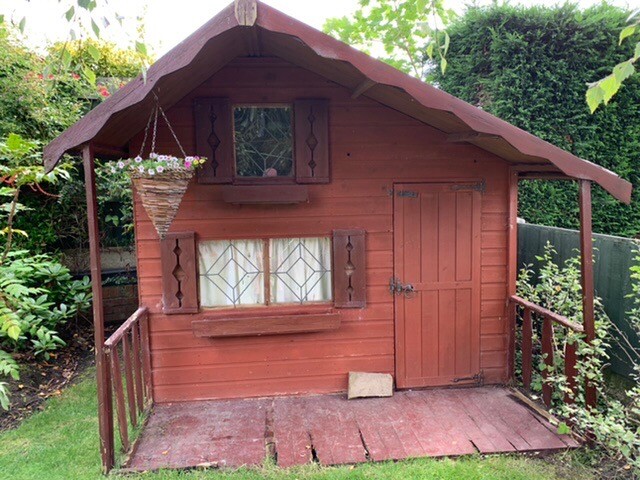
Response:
509,295,594,409
103,306,152,455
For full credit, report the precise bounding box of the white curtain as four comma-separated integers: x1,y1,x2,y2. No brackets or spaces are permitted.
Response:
270,237,332,304
198,240,264,307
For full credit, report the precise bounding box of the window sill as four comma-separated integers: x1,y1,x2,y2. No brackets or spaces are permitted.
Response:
222,185,309,204
191,307,340,338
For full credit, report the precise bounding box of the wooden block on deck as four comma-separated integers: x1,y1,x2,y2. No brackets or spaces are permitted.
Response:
348,372,393,399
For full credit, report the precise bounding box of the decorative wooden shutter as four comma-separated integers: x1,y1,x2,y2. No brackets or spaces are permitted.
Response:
160,232,198,314
294,99,330,183
332,229,366,308
194,98,233,184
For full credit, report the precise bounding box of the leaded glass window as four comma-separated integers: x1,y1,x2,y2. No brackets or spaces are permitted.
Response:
233,106,293,177
198,237,332,308
270,238,332,304
199,240,264,307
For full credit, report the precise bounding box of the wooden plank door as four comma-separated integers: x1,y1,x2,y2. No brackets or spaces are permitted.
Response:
394,183,482,388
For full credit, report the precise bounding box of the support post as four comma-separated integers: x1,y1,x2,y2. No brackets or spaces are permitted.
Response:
507,170,519,381
579,180,597,408
83,144,114,472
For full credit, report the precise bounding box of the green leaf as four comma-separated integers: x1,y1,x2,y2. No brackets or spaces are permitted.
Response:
7,325,20,341
599,73,621,104
18,17,26,33
61,48,73,69
613,60,635,83
65,6,75,21
82,66,96,85
87,44,102,62
586,85,604,113
557,422,572,435
634,42,640,61
0,14,5,25
440,55,448,75
135,41,148,57
91,18,100,37
619,25,637,45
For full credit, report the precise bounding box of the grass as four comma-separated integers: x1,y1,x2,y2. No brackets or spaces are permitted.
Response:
0,370,595,480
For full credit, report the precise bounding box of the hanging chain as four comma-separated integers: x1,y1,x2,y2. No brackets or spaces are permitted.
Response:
150,105,159,154
137,106,155,158
136,90,188,158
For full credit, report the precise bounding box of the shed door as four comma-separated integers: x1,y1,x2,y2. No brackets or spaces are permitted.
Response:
394,183,481,388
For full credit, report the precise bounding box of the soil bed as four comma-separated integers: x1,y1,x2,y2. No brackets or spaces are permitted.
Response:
0,320,112,432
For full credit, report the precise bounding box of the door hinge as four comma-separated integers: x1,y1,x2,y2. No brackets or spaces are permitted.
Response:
396,190,419,198
452,371,484,386
451,180,486,193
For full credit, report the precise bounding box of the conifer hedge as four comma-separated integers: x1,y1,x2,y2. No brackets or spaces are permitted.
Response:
434,3,640,237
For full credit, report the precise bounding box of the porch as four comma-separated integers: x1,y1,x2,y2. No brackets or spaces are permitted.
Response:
122,387,577,472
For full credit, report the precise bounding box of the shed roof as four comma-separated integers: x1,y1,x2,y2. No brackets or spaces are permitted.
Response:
43,0,632,203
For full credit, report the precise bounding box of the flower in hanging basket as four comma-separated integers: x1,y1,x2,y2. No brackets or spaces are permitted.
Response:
109,154,206,240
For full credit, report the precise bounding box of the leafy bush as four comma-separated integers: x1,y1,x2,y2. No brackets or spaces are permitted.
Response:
434,3,640,237
0,133,91,410
518,243,640,473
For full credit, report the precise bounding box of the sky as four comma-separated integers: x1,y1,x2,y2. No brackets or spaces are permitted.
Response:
0,0,635,56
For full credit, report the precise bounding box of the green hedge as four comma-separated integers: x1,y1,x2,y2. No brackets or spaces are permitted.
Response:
433,3,640,237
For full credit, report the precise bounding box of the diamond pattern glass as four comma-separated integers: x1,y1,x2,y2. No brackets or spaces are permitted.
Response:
234,106,293,177
198,240,264,307
270,237,332,304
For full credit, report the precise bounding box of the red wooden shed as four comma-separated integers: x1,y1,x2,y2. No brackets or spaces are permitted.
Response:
44,0,632,473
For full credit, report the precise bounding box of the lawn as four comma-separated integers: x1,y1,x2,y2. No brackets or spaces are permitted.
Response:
0,371,594,480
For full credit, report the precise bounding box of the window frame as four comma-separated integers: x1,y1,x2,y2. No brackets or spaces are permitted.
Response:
198,235,334,310
231,103,296,185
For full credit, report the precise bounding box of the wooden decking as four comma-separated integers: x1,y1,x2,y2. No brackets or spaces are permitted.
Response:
124,387,578,471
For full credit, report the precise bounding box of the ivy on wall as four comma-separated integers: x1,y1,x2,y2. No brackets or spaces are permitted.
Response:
433,3,640,238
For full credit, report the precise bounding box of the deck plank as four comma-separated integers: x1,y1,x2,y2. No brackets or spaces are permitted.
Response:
272,396,313,467
124,387,578,472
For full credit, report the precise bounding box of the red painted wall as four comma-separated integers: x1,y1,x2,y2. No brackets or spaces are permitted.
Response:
131,57,510,403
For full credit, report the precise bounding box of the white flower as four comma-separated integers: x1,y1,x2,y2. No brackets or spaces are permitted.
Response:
158,155,167,161
138,166,145,173
117,161,125,169
149,152,158,159
148,168,155,175
110,167,117,174
156,166,164,173
185,156,194,163
134,156,142,163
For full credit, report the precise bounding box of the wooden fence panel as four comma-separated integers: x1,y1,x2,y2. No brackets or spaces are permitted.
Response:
518,223,639,377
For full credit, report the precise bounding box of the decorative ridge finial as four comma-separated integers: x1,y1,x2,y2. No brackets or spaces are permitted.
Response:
235,0,257,26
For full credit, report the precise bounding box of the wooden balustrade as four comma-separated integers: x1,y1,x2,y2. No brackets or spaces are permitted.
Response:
102,306,152,455
509,295,587,408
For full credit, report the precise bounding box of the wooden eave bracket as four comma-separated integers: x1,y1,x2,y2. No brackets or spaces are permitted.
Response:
235,0,257,26
351,79,377,99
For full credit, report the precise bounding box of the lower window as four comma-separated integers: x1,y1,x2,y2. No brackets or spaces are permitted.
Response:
198,237,332,307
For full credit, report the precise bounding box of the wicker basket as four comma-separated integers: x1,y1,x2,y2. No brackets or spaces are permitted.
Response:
131,169,194,240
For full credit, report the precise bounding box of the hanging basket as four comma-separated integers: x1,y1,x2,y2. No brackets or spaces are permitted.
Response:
131,169,194,240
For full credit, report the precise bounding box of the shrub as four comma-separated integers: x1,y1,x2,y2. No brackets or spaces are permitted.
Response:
517,243,640,473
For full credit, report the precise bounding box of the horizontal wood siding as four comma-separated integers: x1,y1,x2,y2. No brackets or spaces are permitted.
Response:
130,58,510,402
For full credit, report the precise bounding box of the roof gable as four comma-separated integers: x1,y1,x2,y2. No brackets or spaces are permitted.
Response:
43,0,632,203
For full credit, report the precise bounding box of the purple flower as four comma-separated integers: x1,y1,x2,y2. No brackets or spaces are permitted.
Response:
185,160,192,169
117,161,125,169
149,152,158,159
157,166,164,173
148,168,155,175
134,156,142,163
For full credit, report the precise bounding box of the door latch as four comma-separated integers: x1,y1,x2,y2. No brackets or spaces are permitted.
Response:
389,278,416,298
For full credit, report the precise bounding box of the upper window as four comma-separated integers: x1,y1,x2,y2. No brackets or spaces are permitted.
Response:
199,237,332,308
233,106,293,178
